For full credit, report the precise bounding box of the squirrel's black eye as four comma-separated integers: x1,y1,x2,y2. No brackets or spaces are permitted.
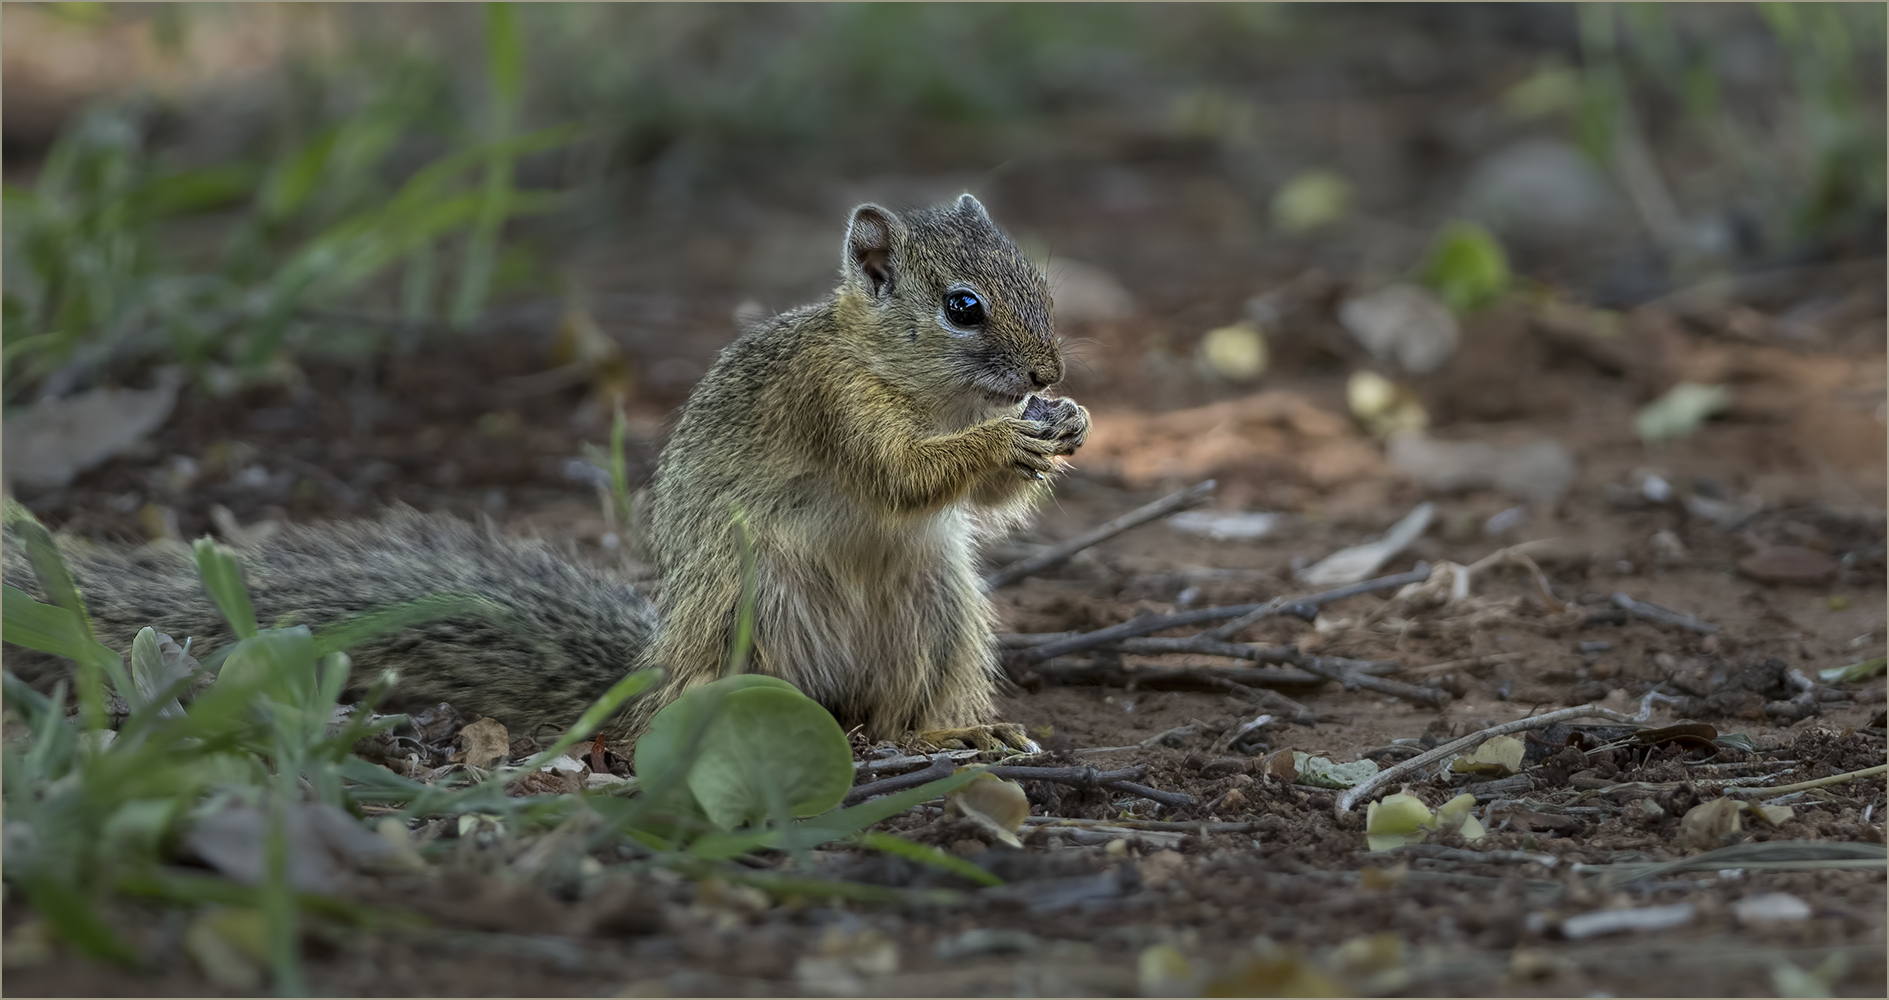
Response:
943,289,986,327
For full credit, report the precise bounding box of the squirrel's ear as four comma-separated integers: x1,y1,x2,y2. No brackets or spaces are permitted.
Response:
844,204,902,299
956,193,991,222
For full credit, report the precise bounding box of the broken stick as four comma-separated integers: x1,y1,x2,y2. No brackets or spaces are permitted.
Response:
980,479,1217,591
1334,702,1653,815
1015,562,1432,665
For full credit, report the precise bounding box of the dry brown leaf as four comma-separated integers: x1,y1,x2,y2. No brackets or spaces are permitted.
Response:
451,716,511,771
1680,797,1744,852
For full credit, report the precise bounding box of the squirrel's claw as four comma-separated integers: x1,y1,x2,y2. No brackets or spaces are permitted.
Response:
915,722,1041,755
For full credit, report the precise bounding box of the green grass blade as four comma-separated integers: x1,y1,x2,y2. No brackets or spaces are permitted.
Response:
797,766,989,838
193,538,258,640
485,2,524,107
1,584,126,731
856,830,1004,886
263,767,306,997
726,509,756,677
11,514,94,641
2,584,90,659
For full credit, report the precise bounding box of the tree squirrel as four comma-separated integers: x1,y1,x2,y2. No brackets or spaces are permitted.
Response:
3,195,1088,751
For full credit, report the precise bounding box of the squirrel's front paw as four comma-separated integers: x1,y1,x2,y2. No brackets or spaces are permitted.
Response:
1020,395,1089,457
1001,419,1061,480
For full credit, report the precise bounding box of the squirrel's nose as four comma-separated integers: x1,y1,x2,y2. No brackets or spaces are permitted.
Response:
1027,365,1059,389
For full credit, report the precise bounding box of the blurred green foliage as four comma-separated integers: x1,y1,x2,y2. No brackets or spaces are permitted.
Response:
2,502,995,989
2,3,1881,405
1419,221,1512,315
1569,2,1884,253
1,3,579,405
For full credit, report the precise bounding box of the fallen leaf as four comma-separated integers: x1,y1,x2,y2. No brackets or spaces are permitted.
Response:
1749,804,1795,827
1635,382,1731,444
944,772,1031,848
1258,748,1299,781
1679,797,1745,852
1271,170,1352,234
1450,736,1525,777
1434,792,1487,841
1346,370,1429,439
185,801,395,894
1297,502,1434,587
1418,220,1510,314
1339,284,1459,375
1199,322,1268,381
1,368,186,490
1820,658,1887,684
1292,752,1379,789
1139,943,1197,998
450,716,511,770
1364,793,1434,851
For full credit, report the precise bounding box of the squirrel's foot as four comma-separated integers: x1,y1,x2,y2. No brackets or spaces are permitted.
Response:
914,722,1040,755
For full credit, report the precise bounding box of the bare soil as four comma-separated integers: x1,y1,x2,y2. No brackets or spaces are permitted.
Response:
6,153,1886,997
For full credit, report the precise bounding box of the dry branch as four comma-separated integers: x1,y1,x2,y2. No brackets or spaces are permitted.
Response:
979,479,1216,591
1014,563,1431,665
1611,592,1720,634
1334,702,1654,814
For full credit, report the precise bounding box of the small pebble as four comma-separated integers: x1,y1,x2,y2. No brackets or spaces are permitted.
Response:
1579,641,1613,653
1560,903,1695,940
1733,893,1811,927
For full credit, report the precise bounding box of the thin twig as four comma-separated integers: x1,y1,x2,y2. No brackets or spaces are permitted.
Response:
1116,636,1296,659
844,756,956,804
844,759,1184,808
1408,653,1522,677
999,632,1081,648
1030,659,1327,691
1017,608,1304,664
1016,562,1430,665
1107,780,1195,809
1289,653,1449,706
1334,702,1654,814
853,750,980,774
979,480,1217,591
1726,763,1888,799
1611,592,1720,634
1023,816,1262,833
986,764,1147,786
1202,563,1435,641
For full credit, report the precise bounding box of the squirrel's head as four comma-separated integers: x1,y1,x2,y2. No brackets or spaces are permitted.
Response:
837,194,1061,410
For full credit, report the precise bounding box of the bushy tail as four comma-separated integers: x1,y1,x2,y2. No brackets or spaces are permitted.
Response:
2,510,659,741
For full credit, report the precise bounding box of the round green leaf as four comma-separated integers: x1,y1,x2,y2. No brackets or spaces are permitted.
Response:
632,674,804,792
684,685,853,830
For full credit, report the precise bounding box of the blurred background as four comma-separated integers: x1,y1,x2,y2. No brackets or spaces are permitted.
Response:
3,2,1883,543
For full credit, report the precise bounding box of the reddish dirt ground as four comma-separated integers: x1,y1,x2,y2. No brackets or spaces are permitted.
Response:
6,153,1886,996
